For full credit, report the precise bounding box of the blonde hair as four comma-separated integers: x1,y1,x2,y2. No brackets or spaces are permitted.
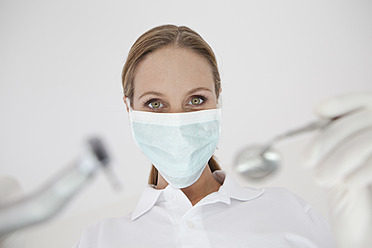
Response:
121,24,222,185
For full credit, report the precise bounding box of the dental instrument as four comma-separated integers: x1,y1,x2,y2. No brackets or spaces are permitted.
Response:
0,137,117,236
233,118,333,180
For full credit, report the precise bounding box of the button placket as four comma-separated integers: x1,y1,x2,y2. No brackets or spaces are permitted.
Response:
179,206,212,247
186,220,195,229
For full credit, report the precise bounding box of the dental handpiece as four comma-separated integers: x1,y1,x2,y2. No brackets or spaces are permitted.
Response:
0,137,117,237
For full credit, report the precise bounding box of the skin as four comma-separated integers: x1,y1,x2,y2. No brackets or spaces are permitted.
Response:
124,46,222,206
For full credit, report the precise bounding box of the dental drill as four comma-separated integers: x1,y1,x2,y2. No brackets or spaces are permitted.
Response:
0,137,118,236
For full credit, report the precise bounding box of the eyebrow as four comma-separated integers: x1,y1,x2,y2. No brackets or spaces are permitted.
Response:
185,87,213,96
138,91,165,100
138,87,213,100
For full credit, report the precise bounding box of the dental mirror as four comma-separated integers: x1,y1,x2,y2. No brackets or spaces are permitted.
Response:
234,145,281,179
233,118,333,180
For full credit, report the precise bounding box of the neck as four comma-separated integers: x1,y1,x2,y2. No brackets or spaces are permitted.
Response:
156,165,222,206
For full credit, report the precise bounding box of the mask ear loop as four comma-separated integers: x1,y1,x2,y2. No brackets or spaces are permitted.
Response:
217,94,223,109
216,94,223,151
125,97,134,112
125,97,136,129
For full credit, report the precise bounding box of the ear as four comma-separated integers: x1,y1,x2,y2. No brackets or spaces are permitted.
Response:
219,88,222,94
123,96,129,113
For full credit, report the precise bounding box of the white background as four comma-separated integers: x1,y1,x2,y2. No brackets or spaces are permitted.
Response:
1,0,371,247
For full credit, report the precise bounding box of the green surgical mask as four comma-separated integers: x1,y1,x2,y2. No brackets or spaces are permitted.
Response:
129,108,221,188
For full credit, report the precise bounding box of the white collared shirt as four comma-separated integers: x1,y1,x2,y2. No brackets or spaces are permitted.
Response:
74,171,336,248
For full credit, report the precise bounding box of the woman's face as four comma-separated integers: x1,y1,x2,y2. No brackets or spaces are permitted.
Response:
129,47,218,113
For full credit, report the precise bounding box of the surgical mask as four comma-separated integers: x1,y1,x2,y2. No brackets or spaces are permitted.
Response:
128,107,221,189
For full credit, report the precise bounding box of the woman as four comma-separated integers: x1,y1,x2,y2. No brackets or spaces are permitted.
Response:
74,25,336,247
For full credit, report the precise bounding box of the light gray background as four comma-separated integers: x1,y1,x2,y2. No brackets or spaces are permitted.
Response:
1,0,371,247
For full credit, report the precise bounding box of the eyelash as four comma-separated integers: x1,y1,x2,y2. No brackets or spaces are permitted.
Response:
144,98,163,109
188,95,207,106
143,95,208,109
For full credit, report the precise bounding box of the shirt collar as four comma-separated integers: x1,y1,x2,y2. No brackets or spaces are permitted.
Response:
131,171,264,221
213,170,265,202
131,185,163,221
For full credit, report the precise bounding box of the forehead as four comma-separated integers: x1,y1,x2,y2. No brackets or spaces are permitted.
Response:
133,47,215,96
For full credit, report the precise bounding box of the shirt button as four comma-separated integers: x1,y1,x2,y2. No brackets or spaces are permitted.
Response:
186,221,195,229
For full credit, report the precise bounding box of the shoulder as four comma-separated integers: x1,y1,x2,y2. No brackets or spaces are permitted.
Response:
259,187,311,210
73,214,134,248
249,186,322,222
92,213,136,232
256,187,335,241
236,186,336,246
231,186,330,229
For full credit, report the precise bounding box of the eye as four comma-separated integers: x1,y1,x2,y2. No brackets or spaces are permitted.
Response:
189,96,204,106
147,100,164,109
